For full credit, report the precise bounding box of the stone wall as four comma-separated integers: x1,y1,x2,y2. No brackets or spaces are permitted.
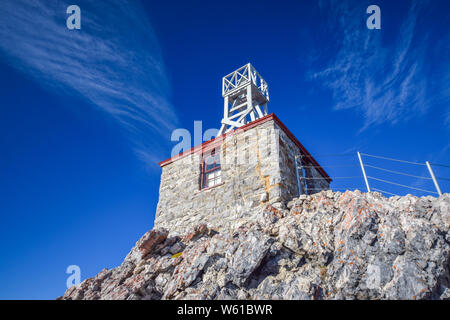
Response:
154,117,330,236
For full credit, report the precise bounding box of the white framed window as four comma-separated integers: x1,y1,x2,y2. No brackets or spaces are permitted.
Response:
201,148,221,189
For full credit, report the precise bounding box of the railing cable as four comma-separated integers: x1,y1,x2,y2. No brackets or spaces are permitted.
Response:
364,164,432,180
301,164,359,169
303,176,361,180
297,153,354,158
430,162,450,168
367,176,438,194
360,153,426,166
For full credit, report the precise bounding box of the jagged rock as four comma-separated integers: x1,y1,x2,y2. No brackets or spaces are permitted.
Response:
125,228,169,265
182,223,209,242
61,191,450,300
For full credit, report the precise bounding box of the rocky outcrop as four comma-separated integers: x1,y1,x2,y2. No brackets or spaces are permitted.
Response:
60,191,450,300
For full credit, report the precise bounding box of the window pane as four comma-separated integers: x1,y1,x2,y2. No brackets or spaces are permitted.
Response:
201,149,221,189
205,156,214,171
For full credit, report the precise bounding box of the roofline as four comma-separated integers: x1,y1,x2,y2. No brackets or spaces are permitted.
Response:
158,113,332,182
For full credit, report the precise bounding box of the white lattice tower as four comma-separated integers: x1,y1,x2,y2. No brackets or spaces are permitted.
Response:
218,63,269,135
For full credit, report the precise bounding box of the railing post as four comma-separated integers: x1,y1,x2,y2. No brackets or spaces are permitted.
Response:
357,152,371,192
295,155,303,196
426,161,442,196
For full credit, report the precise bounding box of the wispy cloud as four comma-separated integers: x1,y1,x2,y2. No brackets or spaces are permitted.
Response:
0,0,178,166
308,0,449,131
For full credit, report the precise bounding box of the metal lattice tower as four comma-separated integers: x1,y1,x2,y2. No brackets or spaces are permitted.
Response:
218,63,269,135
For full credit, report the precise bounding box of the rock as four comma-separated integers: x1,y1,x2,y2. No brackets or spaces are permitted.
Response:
124,229,169,265
140,229,169,255
169,242,184,255
61,191,450,300
287,199,296,210
182,223,209,242
228,228,273,286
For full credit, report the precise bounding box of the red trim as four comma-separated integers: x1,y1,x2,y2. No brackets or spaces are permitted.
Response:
158,114,274,167
158,113,331,182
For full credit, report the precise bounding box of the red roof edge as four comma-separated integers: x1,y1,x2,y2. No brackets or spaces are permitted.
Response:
158,113,332,183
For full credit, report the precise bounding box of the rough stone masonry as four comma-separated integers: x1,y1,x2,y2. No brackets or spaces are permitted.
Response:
61,190,450,300
154,114,331,236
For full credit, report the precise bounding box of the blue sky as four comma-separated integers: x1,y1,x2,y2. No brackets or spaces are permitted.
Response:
0,0,448,299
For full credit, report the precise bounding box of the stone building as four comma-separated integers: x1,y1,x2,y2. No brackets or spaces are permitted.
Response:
154,64,331,235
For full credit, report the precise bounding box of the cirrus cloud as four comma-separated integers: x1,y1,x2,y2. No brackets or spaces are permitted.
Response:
0,0,178,166
308,0,449,131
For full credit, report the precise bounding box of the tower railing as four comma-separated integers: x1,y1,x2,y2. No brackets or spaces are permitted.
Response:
222,63,269,101
219,63,270,135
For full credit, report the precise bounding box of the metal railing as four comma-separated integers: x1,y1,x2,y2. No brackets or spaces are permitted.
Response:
295,153,363,196
358,152,445,197
295,152,448,197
